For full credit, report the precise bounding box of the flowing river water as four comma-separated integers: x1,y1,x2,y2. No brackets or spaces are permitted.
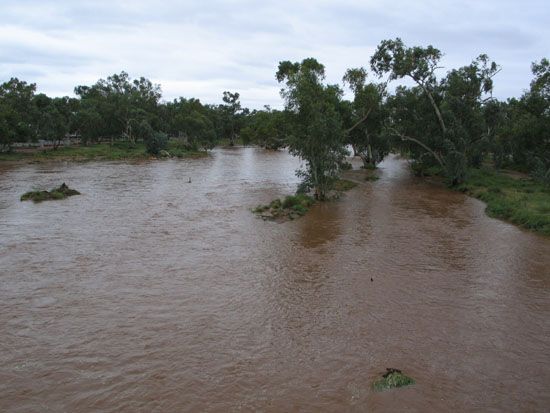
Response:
1,148,549,412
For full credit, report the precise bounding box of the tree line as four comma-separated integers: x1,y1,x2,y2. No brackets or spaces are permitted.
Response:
1,38,548,197
0,72,284,155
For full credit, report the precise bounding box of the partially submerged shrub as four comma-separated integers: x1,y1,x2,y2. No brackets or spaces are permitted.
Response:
372,368,415,391
282,194,314,209
21,183,80,203
253,194,315,220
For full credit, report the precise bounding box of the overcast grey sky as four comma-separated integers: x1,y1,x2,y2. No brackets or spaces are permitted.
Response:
1,0,548,109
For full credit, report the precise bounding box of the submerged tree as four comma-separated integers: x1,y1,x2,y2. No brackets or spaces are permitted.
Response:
276,58,347,199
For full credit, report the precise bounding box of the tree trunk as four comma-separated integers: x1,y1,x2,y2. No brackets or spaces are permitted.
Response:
419,84,447,134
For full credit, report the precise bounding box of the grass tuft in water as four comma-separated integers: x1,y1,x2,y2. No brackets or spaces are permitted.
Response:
372,368,415,391
21,183,80,203
253,194,315,220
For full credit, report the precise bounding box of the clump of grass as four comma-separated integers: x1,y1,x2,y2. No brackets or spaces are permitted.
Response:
253,194,315,220
372,368,415,392
331,179,357,192
21,183,80,203
365,175,380,182
282,194,314,209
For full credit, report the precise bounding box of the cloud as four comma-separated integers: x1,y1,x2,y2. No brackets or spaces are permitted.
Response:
0,0,548,108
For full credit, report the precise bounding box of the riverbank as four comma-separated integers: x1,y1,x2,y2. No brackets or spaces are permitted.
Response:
0,142,207,163
456,167,550,236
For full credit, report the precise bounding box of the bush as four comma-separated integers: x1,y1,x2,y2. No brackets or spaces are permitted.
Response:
145,131,168,155
372,369,415,391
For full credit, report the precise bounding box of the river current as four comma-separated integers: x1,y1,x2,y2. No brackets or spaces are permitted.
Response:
1,148,549,412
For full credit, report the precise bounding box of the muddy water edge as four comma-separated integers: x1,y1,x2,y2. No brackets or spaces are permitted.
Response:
1,149,549,412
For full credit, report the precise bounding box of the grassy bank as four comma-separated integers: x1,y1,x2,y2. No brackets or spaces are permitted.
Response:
456,168,550,236
0,142,207,162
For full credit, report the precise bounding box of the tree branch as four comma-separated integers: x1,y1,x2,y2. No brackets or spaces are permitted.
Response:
388,127,445,166
345,107,372,134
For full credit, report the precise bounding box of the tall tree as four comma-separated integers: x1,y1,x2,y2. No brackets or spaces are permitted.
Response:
0,78,36,151
74,72,162,144
276,58,347,199
342,67,389,167
371,38,499,185
221,91,242,146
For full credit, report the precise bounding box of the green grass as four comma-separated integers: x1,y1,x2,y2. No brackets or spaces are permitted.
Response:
372,369,415,391
253,194,315,219
365,175,380,182
457,168,550,236
21,183,80,203
1,142,207,162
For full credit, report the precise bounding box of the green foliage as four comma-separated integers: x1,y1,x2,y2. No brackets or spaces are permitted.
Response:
277,58,347,200
253,194,315,220
74,71,162,144
144,131,168,155
1,142,206,162
162,98,219,150
21,183,80,203
240,108,289,149
490,58,549,180
372,38,500,185
372,369,415,391
282,194,315,209
342,68,389,167
220,91,243,146
0,78,37,151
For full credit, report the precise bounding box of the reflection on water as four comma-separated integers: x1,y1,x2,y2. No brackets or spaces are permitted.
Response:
1,150,549,412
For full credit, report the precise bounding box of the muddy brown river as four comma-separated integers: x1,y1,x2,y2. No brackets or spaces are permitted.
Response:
1,149,549,412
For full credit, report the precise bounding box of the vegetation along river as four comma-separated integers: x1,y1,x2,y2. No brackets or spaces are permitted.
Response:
1,148,549,412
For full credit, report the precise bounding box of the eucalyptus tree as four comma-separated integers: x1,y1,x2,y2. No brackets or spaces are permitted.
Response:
0,78,36,151
74,72,162,144
276,58,347,199
161,98,218,150
221,91,242,146
239,107,288,149
342,67,389,167
33,94,78,149
498,58,550,182
371,38,499,185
